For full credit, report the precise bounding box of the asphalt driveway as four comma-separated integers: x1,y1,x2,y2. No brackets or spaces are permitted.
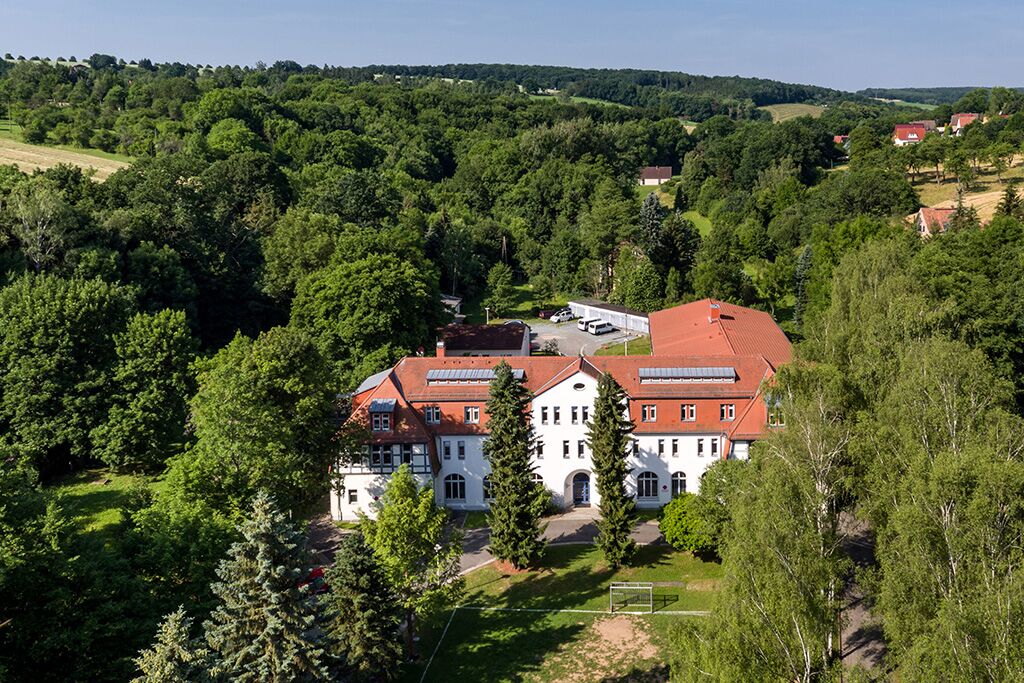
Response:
529,320,640,356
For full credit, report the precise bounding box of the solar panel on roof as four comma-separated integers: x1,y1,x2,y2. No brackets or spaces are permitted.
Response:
368,398,397,412
425,368,525,382
638,366,735,380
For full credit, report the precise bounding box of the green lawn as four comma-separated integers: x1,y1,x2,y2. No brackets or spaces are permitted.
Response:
0,119,133,164
409,544,720,682
46,468,164,546
595,334,652,356
682,210,712,236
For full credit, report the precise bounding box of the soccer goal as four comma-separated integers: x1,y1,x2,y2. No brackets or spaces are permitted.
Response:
609,582,654,613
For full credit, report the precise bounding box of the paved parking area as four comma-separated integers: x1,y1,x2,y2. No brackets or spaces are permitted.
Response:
530,320,638,356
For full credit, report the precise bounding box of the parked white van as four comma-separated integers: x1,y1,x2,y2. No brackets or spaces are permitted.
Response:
578,317,600,331
587,320,615,335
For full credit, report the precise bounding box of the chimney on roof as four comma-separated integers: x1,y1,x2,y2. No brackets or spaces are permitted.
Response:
436,340,446,358
709,302,721,323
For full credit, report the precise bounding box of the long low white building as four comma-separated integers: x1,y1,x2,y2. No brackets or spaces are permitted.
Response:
568,299,650,335
332,300,791,521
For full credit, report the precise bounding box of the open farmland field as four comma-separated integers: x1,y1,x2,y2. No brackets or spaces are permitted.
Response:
0,137,130,180
759,103,824,122
913,155,1024,223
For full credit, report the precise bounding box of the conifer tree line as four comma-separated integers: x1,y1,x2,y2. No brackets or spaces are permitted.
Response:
134,476,462,682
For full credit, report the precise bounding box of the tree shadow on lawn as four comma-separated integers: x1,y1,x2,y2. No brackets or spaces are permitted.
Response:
421,608,587,683
598,663,671,682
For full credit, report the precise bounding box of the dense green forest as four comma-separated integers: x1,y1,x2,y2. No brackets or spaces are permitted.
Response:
1,53,1024,681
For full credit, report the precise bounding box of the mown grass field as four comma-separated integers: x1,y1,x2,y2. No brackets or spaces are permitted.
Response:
0,119,132,177
529,93,630,108
912,155,1024,222
409,544,720,682
758,103,824,122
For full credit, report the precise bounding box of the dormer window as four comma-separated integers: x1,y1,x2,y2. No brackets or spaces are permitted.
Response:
369,398,396,431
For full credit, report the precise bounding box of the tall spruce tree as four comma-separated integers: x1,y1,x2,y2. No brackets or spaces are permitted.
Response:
203,492,328,682
995,181,1024,219
322,531,402,681
793,244,812,329
133,607,210,683
484,361,547,569
588,373,637,568
639,192,667,257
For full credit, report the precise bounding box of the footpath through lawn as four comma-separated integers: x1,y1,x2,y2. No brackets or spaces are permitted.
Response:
408,544,722,682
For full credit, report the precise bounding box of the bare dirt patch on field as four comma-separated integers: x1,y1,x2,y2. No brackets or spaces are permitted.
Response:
536,615,663,683
0,138,128,180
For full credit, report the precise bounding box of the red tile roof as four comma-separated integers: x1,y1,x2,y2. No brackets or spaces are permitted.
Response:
347,301,793,446
951,113,980,128
916,207,956,236
893,124,927,143
647,299,792,367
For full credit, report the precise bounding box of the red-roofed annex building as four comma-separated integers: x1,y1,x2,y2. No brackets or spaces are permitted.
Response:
333,300,791,520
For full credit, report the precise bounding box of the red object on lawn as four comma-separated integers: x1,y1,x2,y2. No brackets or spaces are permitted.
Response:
538,309,554,319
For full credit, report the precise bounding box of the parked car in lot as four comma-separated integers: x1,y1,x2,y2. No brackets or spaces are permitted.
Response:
578,317,600,331
504,319,527,326
587,320,615,335
549,309,574,323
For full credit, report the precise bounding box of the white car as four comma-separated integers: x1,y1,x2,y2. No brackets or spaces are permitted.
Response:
588,321,615,335
549,310,574,323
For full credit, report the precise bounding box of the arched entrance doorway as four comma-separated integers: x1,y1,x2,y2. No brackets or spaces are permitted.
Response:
571,472,591,507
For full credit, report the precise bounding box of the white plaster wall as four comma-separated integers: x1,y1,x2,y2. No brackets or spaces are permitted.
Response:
331,471,433,521
629,434,723,507
434,435,490,509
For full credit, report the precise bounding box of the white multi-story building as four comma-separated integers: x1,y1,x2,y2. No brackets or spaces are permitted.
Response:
332,300,791,521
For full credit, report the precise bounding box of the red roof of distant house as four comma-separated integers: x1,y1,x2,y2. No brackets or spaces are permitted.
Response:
440,323,528,351
910,119,937,131
640,166,672,182
893,124,927,142
833,135,849,144
916,207,956,235
647,299,792,368
951,113,981,128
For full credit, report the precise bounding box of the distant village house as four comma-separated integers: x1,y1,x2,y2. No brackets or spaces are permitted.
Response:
950,113,981,136
914,207,956,237
638,166,672,186
893,123,927,146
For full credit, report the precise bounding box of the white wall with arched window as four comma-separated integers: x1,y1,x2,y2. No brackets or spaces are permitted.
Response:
671,472,687,497
636,471,659,501
444,474,466,501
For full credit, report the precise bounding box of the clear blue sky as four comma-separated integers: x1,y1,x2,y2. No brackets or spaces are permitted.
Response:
1,0,1021,91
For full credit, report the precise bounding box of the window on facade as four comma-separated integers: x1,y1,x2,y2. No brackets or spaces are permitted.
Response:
370,445,385,465
680,404,696,422
578,440,585,458
457,440,466,459
348,489,358,503
536,441,544,459
483,475,493,500
371,412,391,431
443,441,451,460
720,403,735,421
444,474,466,501
671,472,686,497
531,473,543,487
582,406,589,423
541,406,548,424
641,404,657,422
671,439,679,457
768,400,785,427
571,406,579,424
563,440,570,459
657,439,665,456
637,471,659,499
464,406,480,424
697,438,704,457
632,439,640,456
553,407,561,424
424,406,441,424
400,444,413,464
711,439,718,457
